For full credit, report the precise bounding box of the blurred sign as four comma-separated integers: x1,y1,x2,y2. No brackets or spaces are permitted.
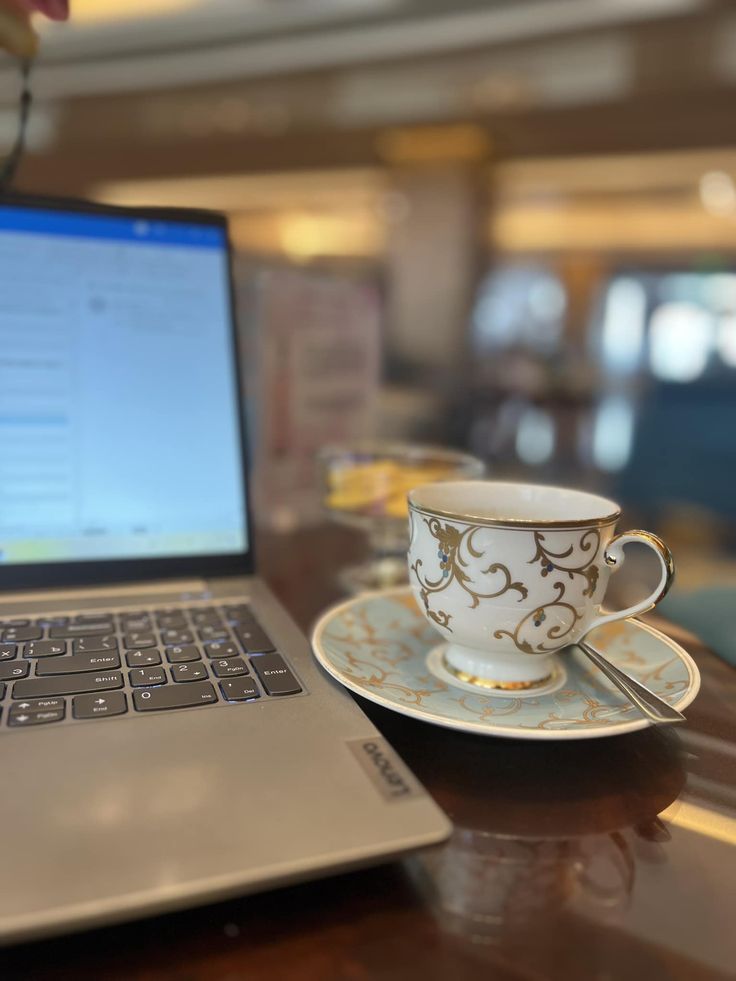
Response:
236,261,382,529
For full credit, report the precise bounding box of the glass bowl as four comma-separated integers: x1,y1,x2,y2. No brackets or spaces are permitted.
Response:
319,441,485,592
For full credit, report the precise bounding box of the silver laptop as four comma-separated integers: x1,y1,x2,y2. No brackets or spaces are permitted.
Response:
0,195,450,945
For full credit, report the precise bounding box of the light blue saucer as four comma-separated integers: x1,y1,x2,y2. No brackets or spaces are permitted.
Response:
311,588,700,740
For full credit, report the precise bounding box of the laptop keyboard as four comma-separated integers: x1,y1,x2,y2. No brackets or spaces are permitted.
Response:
0,602,303,730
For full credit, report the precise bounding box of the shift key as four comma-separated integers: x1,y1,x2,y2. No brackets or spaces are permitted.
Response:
13,672,124,699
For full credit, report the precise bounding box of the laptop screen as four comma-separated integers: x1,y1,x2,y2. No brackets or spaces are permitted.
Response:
0,201,248,568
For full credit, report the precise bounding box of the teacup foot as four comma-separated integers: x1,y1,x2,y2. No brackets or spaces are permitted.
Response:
426,644,566,698
444,642,556,690
442,659,554,691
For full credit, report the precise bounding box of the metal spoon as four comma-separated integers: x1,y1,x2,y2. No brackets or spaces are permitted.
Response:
576,637,686,726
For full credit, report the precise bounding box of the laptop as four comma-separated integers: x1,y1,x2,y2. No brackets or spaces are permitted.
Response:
0,194,450,945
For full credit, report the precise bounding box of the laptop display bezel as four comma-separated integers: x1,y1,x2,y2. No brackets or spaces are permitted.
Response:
0,192,255,590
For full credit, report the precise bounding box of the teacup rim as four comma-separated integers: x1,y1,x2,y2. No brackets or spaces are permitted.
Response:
408,480,621,530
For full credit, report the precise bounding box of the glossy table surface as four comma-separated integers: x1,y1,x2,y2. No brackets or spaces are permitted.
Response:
7,526,736,980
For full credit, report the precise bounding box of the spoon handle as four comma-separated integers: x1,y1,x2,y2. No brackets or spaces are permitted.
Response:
577,637,686,726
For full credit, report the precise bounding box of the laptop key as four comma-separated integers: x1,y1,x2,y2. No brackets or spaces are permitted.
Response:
220,677,260,701
13,672,124,699
25,640,66,657
0,645,18,661
223,604,253,621
126,648,162,667
198,626,229,642
11,697,65,714
171,663,208,683
34,616,69,628
49,622,113,638
73,692,127,719
0,683,5,699
204,641,239,659
234,625,275,654
166,645,200,663
191,612,223,627
123,633,157,649
36,652,121,676
250,654,302,696
0,662,30,681
130,666,166,687
161,629,194,646
73,613,114,624
187,605,217,618
155,614,188,629
73,635,117,654
9,708,65,727
119,616,151,632
1,626,43,643
133,681,217,712
211,657,248,678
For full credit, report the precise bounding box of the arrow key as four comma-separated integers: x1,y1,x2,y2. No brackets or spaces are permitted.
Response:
9,707,65,727
10,697,65,715
73,691,128,719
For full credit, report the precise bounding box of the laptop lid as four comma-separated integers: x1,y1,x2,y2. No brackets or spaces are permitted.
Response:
0,194,253,591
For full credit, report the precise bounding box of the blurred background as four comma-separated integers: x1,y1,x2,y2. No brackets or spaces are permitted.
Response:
3,0,736,609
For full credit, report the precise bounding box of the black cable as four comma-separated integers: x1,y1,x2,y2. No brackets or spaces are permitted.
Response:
0,58,33,194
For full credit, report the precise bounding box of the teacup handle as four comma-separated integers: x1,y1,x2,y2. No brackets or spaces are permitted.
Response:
585,530,675,634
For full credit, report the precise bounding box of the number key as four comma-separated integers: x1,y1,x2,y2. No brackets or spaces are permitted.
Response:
155,613,188,630
120,616,151,632
204,641,239,659
124,633,157,649
166,645,201,664
211,657,248,678
161,629,194,646
126,649,162,668
129,666,166,687
198,626,229,641
172,663,208,683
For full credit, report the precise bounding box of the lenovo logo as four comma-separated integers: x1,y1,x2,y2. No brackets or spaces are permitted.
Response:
348,737,423,802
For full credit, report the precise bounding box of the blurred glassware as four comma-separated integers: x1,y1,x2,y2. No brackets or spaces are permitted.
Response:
320,441,484,593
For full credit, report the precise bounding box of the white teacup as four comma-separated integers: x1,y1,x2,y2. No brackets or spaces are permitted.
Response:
407,481,674,690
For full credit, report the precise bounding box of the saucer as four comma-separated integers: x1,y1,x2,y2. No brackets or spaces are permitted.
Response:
311,588,700,740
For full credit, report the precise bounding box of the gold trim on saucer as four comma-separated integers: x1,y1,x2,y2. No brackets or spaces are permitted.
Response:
442,657,554,691
408,502,620,531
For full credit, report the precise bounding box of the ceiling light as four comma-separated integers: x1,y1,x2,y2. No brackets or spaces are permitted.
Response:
699,170,736,216
64,0,200,25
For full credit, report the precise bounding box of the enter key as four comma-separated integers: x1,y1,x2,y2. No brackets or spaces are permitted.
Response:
36,652,121,675
250,653,302,696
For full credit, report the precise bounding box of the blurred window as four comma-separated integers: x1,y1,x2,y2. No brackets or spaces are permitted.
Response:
592,395,635,472
600,276,646,375
471,263,566,354
515,406,556,465
716,314,736,368
648,301,713,382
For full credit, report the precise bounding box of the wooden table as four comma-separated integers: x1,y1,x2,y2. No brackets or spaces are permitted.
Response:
7,527,736,980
